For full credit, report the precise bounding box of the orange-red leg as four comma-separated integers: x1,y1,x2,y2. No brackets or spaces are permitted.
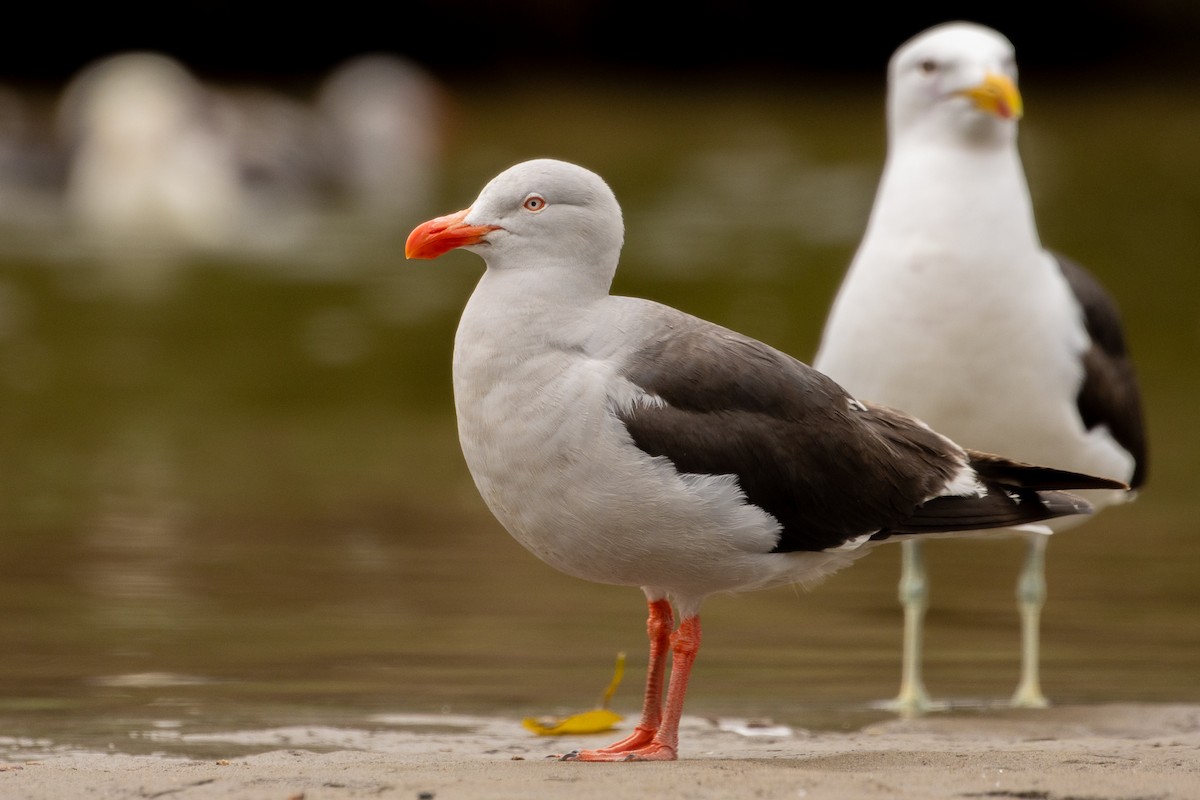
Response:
588,598,673,754
563,609,701,762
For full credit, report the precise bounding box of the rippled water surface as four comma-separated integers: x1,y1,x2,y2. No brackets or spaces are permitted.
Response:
1,78,1197,757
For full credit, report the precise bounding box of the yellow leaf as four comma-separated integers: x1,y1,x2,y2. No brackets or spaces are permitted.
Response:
521,651,627,736
521,709,623,736
598,651,625,708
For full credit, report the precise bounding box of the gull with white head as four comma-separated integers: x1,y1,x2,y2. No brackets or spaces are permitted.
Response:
407,157,1128,760
815,21,1148,715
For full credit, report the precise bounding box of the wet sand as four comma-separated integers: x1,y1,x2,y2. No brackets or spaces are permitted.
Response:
2,703,1197,799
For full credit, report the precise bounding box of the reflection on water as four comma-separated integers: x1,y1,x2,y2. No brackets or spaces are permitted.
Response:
1,78,1198,756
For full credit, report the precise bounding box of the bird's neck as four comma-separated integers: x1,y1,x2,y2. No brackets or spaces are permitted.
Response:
864,141,1041,256
463,261,612,324
452,263,611,384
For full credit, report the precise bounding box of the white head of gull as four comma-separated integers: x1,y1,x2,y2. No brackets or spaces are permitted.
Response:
406,157,1128,761
815,22,1148,715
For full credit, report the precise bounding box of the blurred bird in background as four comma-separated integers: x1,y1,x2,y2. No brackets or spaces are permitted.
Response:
314,53,448,232
16,48,452,298
814,21,1148,716
56,51,247,293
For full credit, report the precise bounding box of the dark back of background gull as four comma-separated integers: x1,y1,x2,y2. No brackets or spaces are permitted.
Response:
0,4,1195,756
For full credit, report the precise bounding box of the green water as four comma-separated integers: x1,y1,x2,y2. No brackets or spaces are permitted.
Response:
1,77,1197,756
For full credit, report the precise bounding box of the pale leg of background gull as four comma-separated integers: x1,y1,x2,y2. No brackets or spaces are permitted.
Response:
884,540,944,717
1011,534,1050,708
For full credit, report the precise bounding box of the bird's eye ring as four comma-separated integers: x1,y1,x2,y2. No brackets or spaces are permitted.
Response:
918,59,938,74
523,195,547,212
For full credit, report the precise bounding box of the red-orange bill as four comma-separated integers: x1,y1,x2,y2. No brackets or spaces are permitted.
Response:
405,208,500,259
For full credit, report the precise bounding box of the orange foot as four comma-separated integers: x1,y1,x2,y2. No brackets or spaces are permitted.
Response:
560,742,676,762
553,725,654,760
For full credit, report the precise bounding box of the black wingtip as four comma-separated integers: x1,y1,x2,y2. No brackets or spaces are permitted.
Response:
966,450,1130,492
882,483,1103,538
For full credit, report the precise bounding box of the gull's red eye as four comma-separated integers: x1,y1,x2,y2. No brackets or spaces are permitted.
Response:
523,195,546,212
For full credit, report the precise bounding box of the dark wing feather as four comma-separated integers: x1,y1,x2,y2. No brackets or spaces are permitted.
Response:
876,488,1094,537
1055,252,1148,489
966,450,1129,491
861,407,1127,537
618,323,979,552
617,320,1126,553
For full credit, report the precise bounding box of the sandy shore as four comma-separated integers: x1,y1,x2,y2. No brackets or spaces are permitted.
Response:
2,703,1197,799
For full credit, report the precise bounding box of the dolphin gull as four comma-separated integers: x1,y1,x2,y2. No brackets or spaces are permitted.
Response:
406,157,1129,760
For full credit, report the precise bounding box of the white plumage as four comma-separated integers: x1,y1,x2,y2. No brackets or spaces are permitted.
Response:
815,21,1147,714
